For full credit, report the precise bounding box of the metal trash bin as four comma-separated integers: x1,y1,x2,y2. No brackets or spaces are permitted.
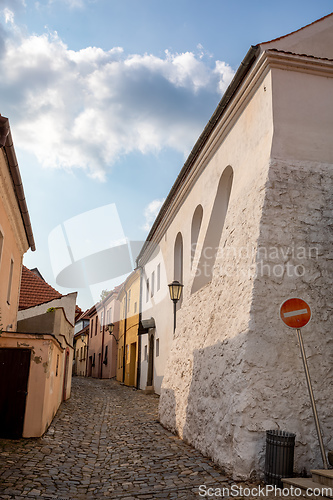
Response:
264,430,295,488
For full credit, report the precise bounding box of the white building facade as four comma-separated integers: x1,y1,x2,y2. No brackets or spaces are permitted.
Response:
137,14,333,479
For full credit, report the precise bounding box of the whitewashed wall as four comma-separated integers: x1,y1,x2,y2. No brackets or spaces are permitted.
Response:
158,50,333,478
17,292,77,326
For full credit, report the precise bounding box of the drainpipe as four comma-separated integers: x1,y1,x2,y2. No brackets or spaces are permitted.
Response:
136,266,143,390
85,327,89,377
122,290,127,383
100,314,105,379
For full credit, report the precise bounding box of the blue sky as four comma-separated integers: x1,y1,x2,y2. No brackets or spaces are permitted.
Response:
0,0,331,309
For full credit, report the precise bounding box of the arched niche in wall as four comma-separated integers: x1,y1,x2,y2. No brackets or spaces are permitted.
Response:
174,232,183,308
191,204,203,268
191,166,233,294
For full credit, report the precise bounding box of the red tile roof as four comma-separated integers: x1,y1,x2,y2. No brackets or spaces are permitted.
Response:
75,308,90,323
19,266,63,310
75,305,83,322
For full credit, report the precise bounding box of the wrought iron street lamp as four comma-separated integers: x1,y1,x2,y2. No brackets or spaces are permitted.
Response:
168,280,184,332
106,322,118,344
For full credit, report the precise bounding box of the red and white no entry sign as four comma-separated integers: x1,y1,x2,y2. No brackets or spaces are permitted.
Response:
279,297,327,468
280,297,311,329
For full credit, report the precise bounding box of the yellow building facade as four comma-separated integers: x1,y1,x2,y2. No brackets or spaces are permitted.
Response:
116,269,140,387
74,331,88,377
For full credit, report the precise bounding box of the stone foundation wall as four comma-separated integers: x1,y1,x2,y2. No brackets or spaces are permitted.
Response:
159,158,333,479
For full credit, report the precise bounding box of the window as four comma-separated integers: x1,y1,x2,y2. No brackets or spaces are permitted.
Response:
174,233,183,308
83,346,86,360
106,307,112,325
119,346,123,369
134,301,137,313
191,166,233,294
144,345,148,361
80,346,83,360
100,311,104,331
146,279,149,302
128,290,131,313
151,271,155,297
7,259,14,305
95,317,98,336
191,205,203,268
157,263,161,291
103,345,108,365
156,338,160,357
174,233,183,283
90,319,94,338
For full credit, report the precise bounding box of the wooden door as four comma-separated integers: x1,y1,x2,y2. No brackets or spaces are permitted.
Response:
62,349,70,400
147,334,154,387
129,342,136,387
0,348,31,439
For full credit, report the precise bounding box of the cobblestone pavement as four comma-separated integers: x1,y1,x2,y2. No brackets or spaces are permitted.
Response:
0,378,293,500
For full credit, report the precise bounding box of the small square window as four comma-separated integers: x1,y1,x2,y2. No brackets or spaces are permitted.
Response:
156,338,159,357
151,271,155,297
146,279,149,302
157,263,161,291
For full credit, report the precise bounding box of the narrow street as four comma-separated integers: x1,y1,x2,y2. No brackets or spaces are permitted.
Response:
0,377,234,499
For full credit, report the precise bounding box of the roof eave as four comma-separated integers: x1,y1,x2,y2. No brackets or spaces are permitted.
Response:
0,116,36,252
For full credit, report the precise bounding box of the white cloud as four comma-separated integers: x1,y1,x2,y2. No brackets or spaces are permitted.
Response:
0,21,235,180
48,0,85,8
214,60,235,94
142,199,165,232
4,8,14,24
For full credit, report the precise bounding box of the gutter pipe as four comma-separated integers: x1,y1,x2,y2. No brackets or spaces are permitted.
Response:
122,290,127,384
0,115,36,251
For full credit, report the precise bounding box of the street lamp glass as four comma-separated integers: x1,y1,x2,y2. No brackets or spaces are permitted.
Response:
80,333,85,343
168,280,184,302
108,323,114,334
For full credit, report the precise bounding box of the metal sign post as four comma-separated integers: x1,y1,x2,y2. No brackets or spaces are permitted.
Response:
280,297,328,470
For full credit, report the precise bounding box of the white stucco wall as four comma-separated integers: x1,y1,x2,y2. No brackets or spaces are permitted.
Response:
157,43,333,479
139,62,274,396
17,292,77,327
140,245,174,394
157,66,274,474
261,13,333,60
